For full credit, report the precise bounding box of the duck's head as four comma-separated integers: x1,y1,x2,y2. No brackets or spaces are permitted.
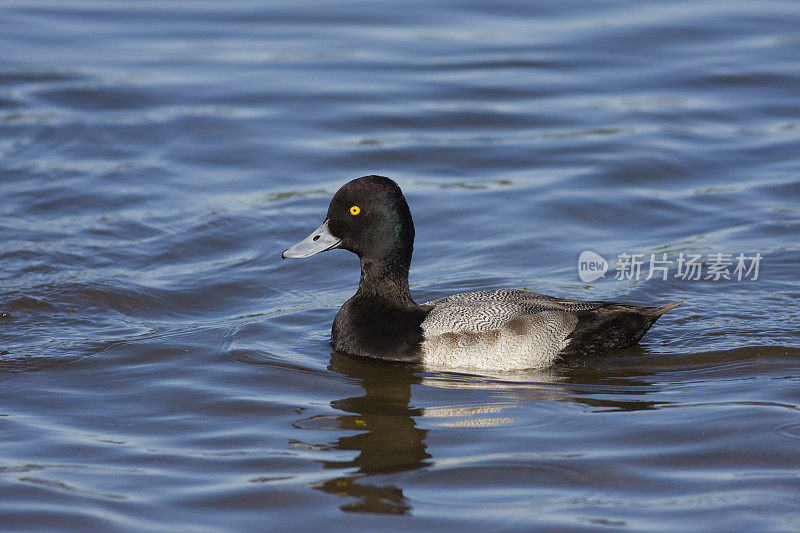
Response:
282,175,415,272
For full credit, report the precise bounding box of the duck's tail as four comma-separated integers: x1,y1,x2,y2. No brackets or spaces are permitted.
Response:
654,301,684,314
561,301,683,357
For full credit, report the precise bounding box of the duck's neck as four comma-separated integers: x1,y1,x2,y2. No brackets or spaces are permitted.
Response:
355,256,418,309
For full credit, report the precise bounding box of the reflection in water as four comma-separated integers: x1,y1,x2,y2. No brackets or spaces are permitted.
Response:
297,353,429,514
419,348,664,413
294,350,667,514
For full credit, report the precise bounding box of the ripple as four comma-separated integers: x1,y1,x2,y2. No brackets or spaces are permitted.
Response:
18,476,128,501
0,69,87,85
412,461,596,509
774,422,800,439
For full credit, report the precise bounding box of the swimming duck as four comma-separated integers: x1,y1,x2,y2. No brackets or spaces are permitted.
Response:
282,175,681,370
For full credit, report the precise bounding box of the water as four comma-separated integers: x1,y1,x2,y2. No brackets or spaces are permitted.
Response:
2,0,799,530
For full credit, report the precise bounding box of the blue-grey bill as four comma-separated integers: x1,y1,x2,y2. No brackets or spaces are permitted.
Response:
282,220,342,259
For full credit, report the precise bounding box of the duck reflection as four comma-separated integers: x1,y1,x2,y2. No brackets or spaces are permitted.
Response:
294,348,663,514
301,352,429,514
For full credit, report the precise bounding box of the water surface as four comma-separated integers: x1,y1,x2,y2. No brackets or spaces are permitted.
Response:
1,0,799,530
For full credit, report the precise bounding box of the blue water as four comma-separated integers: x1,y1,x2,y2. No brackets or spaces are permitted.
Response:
2,1,799,530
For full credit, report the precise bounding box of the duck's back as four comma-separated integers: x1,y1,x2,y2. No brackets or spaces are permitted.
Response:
420,289,679,370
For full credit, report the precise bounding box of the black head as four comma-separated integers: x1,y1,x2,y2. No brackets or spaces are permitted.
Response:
327,176,414,266
283,176,415,274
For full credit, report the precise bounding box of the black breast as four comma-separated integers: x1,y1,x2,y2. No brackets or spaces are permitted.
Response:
332,300,429,362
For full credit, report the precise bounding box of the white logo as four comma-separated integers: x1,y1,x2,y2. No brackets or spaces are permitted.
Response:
578,251,608,282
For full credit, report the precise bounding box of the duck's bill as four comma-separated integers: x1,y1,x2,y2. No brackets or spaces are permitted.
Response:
282,220,342,259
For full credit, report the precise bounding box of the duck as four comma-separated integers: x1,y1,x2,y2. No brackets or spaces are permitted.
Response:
282,175,681,370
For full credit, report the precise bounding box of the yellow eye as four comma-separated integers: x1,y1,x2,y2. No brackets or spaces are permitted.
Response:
349,205,361,216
